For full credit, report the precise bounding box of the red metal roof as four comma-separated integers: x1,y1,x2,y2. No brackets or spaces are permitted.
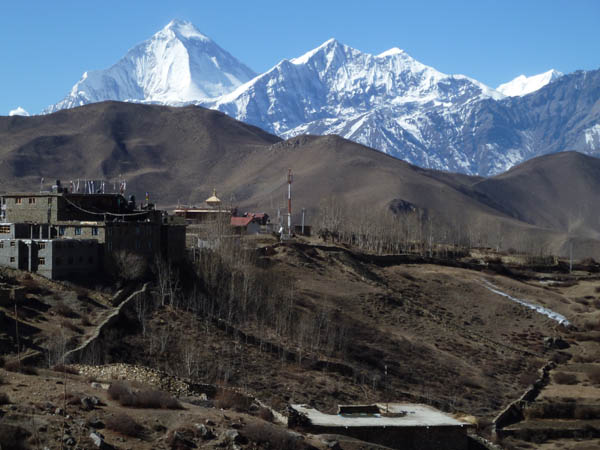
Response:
230,216,253,227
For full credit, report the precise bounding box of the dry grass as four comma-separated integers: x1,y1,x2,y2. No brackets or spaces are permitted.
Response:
588,367,600,385
553,371,578,385
54,302,78,318
105,413,145,438
573,353,597,363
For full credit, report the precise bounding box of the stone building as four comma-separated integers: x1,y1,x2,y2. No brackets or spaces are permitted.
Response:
0,187,185,280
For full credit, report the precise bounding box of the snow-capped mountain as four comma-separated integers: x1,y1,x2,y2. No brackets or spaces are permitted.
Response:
8,107,29,116
496,69,563,97
45,20,256,113
44,21,600,176
203,39,510,173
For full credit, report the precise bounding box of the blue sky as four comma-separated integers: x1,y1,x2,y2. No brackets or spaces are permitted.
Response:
2,0,599,115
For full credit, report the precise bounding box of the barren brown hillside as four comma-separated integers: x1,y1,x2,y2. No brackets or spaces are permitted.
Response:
2,102,600,257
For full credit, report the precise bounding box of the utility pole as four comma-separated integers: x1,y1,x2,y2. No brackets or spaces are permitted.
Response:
287,169,293,235
569,240,573,273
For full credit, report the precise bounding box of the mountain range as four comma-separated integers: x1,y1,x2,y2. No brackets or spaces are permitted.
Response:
25,20,600,176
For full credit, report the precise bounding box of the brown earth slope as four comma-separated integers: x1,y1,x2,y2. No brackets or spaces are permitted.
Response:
1,102,600,256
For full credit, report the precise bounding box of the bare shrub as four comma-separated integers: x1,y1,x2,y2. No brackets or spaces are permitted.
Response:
583,316,600,331
105,413,145,438
0,392,10,405
0,424,30,450
574,405,600,420
3,360,38,375
258,406,274,422
80,314,92,326
52,364,79,375
60,319,83,334
135,389,183,409
573,353,596,363
553,372,578,385
20,365,39,376
215,389,252,412
166,427,197,449
111,251,148,281
243,422,308,450
55,302,78,318
462,376,483,389
108,381,131,402
108,381,182,409
524,402,575,419
65,392,83,406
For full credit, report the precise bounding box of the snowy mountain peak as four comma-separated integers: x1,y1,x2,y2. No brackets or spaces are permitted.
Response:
8,106,29,117
377,47,405,58
290,38,344,65
206,37,505,152
45,20,256,113
161,19,211,42
497,69,563,97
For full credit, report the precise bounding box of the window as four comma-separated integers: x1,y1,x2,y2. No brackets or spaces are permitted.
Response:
48,197,52,205
10,241,15,247
75,227,82,235
15,198,22,204
38,242,46,249
0,242,3,248
38,257,45,265
10,257,15,263
0,225,10,234
28,198,36,204
92,227,98,236
59,226,65,236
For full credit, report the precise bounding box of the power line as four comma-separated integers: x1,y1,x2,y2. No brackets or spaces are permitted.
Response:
62,195,152,218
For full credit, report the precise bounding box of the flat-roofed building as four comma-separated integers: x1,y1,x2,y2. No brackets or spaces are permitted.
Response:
0,185,186,279
288,403,473,450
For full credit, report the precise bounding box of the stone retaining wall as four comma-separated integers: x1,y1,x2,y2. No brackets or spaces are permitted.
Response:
63,283,149,364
